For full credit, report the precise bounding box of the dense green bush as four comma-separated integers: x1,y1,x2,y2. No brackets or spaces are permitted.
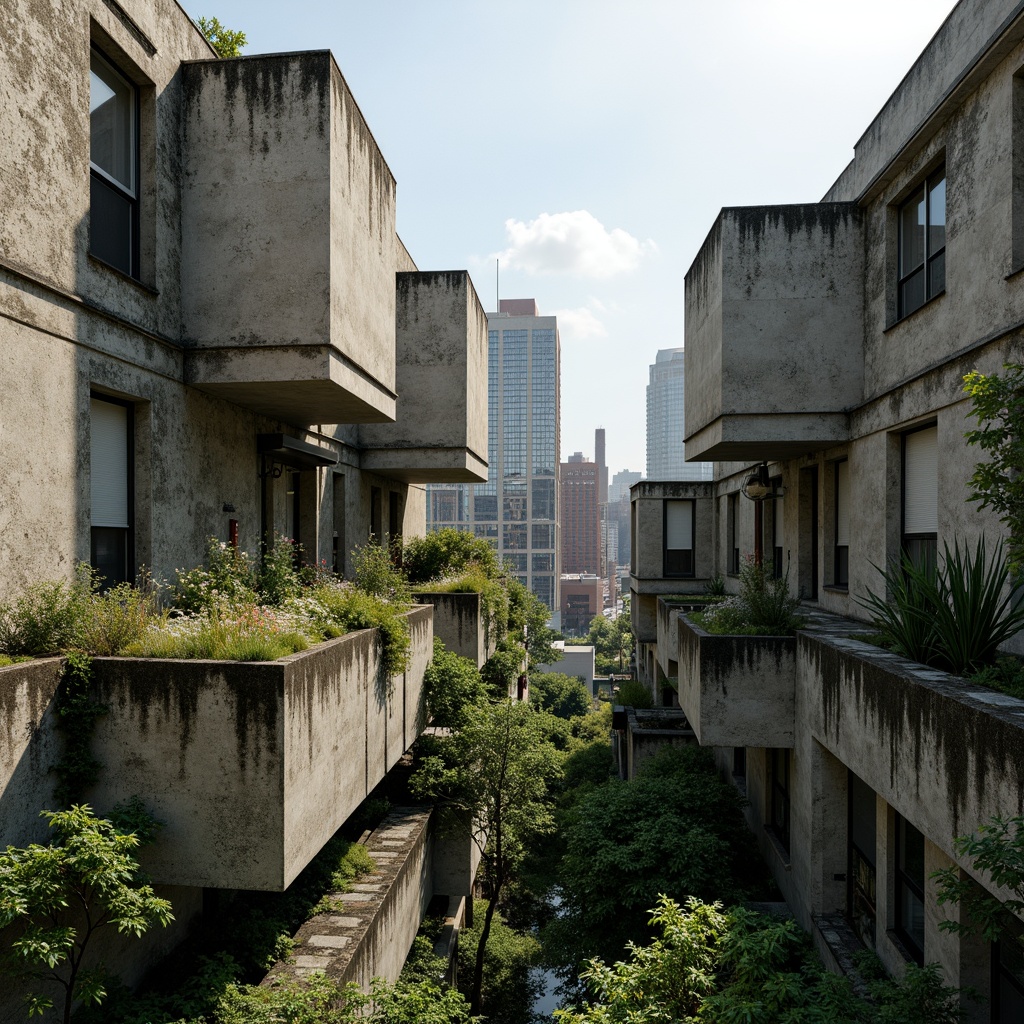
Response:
530,672,592,719
696,557,802,636
614,679,653,709
353,541,411,604
423,639,487,728
403,528,501,584
0,578,85,656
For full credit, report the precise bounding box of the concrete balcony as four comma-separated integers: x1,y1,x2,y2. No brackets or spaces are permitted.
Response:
677,613,796,748
359,272,488,483
412,591,495,668
180,53,400,426
0,608,432,892
683,204,864,461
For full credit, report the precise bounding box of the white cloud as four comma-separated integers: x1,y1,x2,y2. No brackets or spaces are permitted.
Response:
551,305,608,341
493,210,656,278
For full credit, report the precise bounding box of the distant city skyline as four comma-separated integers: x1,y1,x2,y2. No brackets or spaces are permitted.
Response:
646,348,712,481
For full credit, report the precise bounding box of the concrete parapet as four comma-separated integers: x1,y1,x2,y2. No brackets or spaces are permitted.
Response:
412,591,494,668
677,613,796,748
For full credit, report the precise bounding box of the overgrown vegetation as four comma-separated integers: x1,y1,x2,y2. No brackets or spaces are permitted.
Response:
0,804,173,1024
51,651,106,806
530,672,593,719
694,556,803,635
858,537,1024,677
197,16,247,57
613,678,653,709
553,896,966,1023
566,607,632,675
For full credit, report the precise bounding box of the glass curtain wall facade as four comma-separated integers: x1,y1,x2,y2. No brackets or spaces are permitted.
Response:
646,347,712,481
426,304,561,615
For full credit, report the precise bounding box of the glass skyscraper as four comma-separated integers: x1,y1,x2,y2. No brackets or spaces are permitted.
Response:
645,347,713,481
426,299,561,614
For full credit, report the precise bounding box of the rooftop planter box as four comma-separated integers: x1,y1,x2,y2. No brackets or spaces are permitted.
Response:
412,591,494,668
0,609,432,892
678,613,796,748
805,632,1024,857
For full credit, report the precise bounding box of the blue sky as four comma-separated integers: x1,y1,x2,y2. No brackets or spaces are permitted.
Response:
191,0,958,473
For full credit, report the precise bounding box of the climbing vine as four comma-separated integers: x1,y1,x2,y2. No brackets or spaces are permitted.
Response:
51,651,107,807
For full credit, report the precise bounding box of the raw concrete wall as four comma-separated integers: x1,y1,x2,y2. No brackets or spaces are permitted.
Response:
360,271,489,483
624,708,696,780
0,610,431,891
412,591,493,668
677,614,796,748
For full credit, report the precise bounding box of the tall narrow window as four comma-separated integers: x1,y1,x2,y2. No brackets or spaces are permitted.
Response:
664,499,694,577
848,771,877,949
898,169,945,319
903,426,938,571
895,814,926,964
90,49,138,277
769,748,790,853
772,486,784,579
370,486,382,543
729,493,740,574
834,459,850,587
90,396,133,586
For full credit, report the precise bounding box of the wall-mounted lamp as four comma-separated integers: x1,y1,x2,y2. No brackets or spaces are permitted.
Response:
741,463,772,502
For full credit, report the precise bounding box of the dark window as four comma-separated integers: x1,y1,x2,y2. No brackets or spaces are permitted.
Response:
903,426,937,573
895,814,926,965
729,493,740,574
532,478,555,520
90,49,139,277
898,169,945,319
90,395,134,586
769,748,790,853
772,485,784,580
848,771,877,949
389,491,401,546
664,499,695,578
733,747,746,779
834,459,850,587
370,487,382,543
993,914,1024,1023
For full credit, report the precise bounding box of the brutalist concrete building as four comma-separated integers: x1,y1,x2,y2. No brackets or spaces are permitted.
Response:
632,1,1024,1018
0,0,488,1015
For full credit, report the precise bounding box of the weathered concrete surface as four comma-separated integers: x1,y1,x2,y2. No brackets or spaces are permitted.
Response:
73,607,432,891
623,707,696,780
262,807,433,991
677,614,796,748
412,591,494,668
181,53,397,426
360,271,488,483
683,204,863,462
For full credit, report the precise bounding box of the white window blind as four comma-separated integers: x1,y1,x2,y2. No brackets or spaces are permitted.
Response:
665,500,693,550
836,461,850,546
90,398,128,528
904,427,937,534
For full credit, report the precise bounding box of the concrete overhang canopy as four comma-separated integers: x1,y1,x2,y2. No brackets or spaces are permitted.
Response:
360,446,488,484
258,433,339,470
684,413,851,462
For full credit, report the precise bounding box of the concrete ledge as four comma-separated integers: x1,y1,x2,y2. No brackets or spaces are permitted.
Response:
678,614,796,748
263,806,434,991
622,707,696,780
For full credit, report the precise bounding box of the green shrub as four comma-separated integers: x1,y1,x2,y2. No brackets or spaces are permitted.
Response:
0,577,86,656
257,534,302,605
615,679,653,709
704,573,726,597
353,541,411,604
531,672,593,719
859,537,1024,676
423,638,487,727
481,638,526,697
75,572,164,656
970,654,1024,697
312,584,412,678
174,539,258,613
403,528,502,584
738,556,802,633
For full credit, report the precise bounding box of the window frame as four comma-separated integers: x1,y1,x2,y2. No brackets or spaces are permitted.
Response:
663,498,695,578
897,167,945,320
89,46,140,279
902,424,938,573
728,492,740,575
89,392,135,587
894,814,926,966
847,770,877,950
769,747,791,854
834,459,850,588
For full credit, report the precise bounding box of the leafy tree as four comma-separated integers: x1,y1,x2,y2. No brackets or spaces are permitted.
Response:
530,672,592,720
0,804,174,1024
480,637,527,699
423,639,488,728
934,814,1024,942
555,896,964,1024
570,611,633,675
410,699,562,1016
964,363,1024,580
197,16,247,58
549,745,764,968
507,578,558,666
614,679,653,709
